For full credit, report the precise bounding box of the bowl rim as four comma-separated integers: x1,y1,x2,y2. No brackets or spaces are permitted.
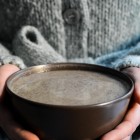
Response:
6,63,134,109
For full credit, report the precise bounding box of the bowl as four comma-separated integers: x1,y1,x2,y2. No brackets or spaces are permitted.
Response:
6,63,134,140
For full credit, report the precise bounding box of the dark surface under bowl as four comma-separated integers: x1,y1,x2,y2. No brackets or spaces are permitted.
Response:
6,63,134,140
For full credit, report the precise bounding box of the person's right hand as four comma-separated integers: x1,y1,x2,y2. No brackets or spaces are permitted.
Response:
101,67,140,140
0,64,39,140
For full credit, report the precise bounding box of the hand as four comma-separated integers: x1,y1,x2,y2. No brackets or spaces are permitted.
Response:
101,67,140,140
0,64,39,140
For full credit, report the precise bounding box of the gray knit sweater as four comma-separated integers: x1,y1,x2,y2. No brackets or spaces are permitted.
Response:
1,0,140,139
1,0,140,70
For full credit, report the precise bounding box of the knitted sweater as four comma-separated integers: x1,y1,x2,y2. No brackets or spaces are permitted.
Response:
1,0,140,70
1,0,140,139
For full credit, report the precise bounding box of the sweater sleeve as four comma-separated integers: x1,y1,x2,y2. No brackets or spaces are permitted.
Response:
113,42,140,70
113,55,140,70
94,41,140,70
0,43,26,69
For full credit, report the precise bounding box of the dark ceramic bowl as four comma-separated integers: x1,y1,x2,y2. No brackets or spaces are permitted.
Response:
6,63,134,140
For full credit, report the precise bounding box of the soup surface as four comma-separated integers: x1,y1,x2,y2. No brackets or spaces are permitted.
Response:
11,70,129,105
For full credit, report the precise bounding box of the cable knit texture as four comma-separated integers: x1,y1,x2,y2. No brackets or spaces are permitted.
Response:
1,0,140,139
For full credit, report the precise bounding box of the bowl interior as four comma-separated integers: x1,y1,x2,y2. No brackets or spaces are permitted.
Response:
6,63,134,107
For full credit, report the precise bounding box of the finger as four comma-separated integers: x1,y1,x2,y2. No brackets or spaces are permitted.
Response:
122,67,140,104
133,81,140,103
2,117,39,140
0,105,39,140
101,103,140,140
0,64,19,97
122,136,131,140
122,67,140,81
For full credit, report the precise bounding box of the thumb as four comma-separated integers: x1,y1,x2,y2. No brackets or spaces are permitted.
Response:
0,64,19,98
122,67,140,104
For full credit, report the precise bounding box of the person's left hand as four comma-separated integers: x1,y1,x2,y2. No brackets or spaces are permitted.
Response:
101,67,140,140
